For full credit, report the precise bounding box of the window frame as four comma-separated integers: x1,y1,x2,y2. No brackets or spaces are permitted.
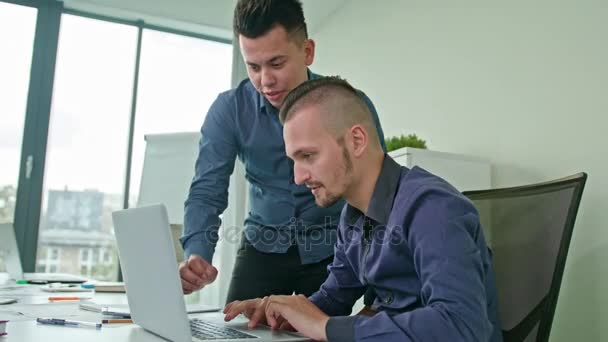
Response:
2,0,232,277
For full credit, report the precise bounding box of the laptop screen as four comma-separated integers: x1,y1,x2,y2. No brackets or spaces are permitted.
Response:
0,223,24,279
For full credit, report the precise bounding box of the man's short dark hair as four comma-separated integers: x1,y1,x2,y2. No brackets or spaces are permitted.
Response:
233,0,308,41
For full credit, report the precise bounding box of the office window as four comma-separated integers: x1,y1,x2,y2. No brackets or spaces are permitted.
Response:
102,248,111,264
0,2,37,225
36,247,61,273
128,29,232,207
36,14,138,281
79,247,97,276
79,248,89,263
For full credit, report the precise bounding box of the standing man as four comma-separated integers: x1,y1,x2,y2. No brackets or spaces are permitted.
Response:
179,0,385,303
223,76,501,342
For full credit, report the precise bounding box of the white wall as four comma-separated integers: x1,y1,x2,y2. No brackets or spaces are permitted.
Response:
313,1,607,340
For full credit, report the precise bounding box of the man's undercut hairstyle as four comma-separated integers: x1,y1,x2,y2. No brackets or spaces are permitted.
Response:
279,76,380,145
233,0,308,43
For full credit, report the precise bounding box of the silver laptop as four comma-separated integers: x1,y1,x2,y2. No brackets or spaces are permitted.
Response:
0,223,87,283
112,204,308,342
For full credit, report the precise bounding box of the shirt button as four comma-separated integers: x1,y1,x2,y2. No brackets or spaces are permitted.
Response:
384,292,394,304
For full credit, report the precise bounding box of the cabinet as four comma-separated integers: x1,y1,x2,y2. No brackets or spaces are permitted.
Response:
388,147,491,191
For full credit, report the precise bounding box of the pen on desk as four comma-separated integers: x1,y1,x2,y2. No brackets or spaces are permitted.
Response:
48,296,89,301
37,318,102,329
102,319,133,324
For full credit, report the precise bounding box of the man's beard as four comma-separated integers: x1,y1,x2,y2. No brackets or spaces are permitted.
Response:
315,143,353,208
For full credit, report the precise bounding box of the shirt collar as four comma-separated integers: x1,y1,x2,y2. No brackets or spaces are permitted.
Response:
344,154,404,226
258,68,317,113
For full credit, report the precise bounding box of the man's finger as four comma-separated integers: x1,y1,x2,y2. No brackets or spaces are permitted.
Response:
180,264,205,288
248,299,267,328
181,277,199,293
203,266,218,285
225,299,264,322
224,300,240,314
188,255,212,277
224,301,248,321
278,320,294,331
265,301,290,330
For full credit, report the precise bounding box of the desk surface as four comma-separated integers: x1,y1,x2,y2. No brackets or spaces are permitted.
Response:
5,319,171,341
1,274,311,341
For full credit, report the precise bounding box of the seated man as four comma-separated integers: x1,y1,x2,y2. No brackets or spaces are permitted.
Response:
224,76,502,342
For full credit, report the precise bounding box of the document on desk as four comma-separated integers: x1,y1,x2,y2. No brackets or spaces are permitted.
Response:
0,285,42,297
0,302,102,322
79,300,220,316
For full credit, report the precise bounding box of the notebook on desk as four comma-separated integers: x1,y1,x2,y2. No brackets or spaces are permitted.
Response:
112,204,307,342
0,223,87,284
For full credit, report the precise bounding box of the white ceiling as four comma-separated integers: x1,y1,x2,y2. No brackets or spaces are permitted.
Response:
62,0,349,39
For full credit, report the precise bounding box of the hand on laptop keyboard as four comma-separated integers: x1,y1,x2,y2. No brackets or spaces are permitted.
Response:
190,319,256,340
224,295,328,341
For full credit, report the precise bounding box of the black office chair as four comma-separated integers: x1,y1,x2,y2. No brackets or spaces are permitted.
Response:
463,172,587,342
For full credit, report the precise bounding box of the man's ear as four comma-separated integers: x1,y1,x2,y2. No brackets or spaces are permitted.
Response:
304,39,315,66
350,125,368,158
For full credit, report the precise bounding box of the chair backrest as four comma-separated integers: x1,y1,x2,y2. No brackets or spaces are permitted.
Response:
463,173,587,342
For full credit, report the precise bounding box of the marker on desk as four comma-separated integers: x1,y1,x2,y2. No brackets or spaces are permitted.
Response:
37,318,102,329
102,318,133,324
48,296,90,301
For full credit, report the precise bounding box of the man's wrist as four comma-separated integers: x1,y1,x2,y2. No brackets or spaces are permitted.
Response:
319,316,330,341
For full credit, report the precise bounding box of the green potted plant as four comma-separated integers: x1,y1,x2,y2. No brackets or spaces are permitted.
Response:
385,134,427,152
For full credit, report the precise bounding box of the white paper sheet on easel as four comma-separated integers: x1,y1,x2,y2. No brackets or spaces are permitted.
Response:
137,132,201,224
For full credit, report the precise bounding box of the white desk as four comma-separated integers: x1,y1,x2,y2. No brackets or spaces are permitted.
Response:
1,275,310,341
5,319,171,341
5,309,307,342
0,274,185,341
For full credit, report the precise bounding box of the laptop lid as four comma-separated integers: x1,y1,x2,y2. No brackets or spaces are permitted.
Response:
112,204,193,342
0,223,88,283
0,223,24,280
113,204,308,342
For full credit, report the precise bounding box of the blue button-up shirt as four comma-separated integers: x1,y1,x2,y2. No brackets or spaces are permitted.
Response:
310,155,502,342
181,70,386,265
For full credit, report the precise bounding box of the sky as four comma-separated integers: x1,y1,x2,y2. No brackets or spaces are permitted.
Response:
0,3,232,204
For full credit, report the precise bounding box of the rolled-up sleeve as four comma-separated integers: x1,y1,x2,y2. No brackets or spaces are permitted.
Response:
181,94,238,263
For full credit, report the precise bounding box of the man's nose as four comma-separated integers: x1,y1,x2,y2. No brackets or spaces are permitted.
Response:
294,163,309,185
260,67,275,87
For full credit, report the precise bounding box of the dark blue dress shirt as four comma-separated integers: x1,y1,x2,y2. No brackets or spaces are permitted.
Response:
181,70,385,265
310,155,502,342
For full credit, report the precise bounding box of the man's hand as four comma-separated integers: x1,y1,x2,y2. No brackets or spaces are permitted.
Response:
225,295,329,341
178,254,218,294
224,298,268,328
266,295,329,341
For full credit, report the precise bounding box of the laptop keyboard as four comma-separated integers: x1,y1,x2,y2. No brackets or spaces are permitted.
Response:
190,318,258,340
